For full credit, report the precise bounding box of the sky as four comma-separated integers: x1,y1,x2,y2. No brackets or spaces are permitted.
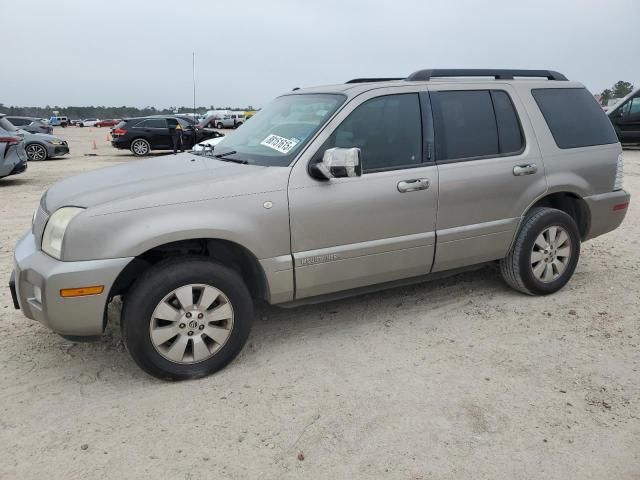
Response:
2,0,638,109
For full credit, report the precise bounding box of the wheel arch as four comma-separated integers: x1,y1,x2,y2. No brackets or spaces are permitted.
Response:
109,237,270,304
517,190,591,242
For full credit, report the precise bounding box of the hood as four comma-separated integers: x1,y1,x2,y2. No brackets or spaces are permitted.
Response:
43,153,287,214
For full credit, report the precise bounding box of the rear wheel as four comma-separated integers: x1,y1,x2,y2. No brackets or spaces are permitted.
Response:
122,257,254,380
216,122,224,129
500,207,580,295
26,143,48,161
130,138,151,156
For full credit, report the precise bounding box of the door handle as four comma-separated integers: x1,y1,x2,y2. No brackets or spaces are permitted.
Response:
397,178,430,193
513,164,538,176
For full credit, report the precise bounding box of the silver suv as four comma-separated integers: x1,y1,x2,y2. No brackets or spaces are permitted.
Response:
10,69,630,380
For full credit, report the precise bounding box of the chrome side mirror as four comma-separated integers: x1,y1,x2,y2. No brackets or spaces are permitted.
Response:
311,147,362,180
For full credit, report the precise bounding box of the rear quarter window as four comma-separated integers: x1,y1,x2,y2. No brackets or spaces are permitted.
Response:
532,88,618,149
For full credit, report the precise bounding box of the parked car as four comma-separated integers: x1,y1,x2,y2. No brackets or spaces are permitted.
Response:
95,119,119,128
5,116,53,135
0,115,28,178
111,116,219,156
69,119,83,126
607,88,640,144
19,130,69,161
79,118,100,127
191,132,226,153
9,69,630,380
49,116,69,127
215,112,245,129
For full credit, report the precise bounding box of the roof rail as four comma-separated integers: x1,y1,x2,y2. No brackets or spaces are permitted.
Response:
345,77,405,84
406,69,568,81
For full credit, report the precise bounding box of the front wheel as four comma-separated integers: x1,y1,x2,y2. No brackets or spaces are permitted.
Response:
500,207,581,295
25,143,48,161
130,138,151,156
122,257,254,380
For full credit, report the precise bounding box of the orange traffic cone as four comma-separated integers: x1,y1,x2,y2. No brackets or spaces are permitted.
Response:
92,140,97,150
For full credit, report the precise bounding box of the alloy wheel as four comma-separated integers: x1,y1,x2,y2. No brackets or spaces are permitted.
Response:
530,226,572,283
149,284,234,364
26,144,47,161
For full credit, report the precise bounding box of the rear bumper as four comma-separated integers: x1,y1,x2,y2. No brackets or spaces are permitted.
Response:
584,190,631,240
111,138,130,149
12,231,133,336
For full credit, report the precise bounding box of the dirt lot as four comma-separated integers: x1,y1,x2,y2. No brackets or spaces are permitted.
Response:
0,127,638,479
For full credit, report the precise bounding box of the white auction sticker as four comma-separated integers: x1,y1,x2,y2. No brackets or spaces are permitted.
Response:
260,134,299,154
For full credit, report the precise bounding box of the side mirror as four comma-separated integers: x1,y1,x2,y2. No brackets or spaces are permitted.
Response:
309,147,362,180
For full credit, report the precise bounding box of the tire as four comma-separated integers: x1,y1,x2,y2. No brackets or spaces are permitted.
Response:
500,207,580,295
25,143,48,161
216,122,224,129
122,257,254,380
130,138,151,156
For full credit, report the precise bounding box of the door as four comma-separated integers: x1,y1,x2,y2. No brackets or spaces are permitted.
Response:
141,118,170,148
288,91,439,299
428,86,546,272
616,96,640,143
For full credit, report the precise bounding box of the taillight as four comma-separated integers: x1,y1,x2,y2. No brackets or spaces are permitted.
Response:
614,153,624,191
0,136,20,146
113,128,127,136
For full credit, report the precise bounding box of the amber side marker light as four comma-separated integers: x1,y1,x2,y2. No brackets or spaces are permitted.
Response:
60,286,104,298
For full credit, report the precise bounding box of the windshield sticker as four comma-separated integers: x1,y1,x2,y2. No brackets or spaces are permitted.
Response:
260,134,299,154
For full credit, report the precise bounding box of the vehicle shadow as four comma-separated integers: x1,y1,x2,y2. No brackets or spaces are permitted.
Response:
0,178,29,187
89,263,510,380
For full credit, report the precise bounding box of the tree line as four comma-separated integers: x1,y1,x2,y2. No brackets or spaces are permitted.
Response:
0,105,255,119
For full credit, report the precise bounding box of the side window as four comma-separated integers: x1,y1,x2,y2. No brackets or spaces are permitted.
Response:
145,119,167,129
628,97,640,119
431,90,498,160
9,118,27,126
167,118,178,128
492,91,524,154
532,88,618,149
326,93,423,172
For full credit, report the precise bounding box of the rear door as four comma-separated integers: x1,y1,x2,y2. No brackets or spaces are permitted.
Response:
141,118,170,148
428,85,545,272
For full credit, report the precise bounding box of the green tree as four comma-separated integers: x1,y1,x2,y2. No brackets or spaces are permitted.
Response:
611,81,633,98
600,88,613,105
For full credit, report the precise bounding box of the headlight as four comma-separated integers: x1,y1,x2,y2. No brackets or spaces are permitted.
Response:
42,207,84,259
47,139,64,145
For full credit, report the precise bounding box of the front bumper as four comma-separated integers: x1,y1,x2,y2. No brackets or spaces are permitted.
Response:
12,231,133,336
584,189,631,240
48,143,70,157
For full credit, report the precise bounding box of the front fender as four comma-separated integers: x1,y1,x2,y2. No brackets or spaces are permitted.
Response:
63,192,291,262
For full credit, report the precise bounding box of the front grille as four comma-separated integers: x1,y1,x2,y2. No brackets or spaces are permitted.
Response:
32,202,49,249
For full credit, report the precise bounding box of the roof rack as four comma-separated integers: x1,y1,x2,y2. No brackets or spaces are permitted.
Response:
345,77,405,84
406,69,568,81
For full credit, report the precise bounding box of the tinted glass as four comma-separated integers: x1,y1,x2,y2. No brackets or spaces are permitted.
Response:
532,88,618,148
326,93,422,172
8,117,28,126
492,91,523,153
432,90,498,160
138,119,166,128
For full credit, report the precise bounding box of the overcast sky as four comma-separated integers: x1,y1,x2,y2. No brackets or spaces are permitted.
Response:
2,0,638,109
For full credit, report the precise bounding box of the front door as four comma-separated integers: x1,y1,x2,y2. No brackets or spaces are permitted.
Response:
616,96,640,143
288,90,438,299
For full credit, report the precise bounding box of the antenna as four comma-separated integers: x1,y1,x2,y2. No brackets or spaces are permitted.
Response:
192,52,197,120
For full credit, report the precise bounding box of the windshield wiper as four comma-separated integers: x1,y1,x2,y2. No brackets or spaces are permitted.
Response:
213,150,248,164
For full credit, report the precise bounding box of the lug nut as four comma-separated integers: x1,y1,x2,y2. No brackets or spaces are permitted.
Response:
197,313,204,319
179,323,186,329
188,331,194,336
186,312,192,319
199,325,205,330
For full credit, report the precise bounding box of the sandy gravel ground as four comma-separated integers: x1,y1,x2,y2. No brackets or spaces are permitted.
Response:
0,127,638,480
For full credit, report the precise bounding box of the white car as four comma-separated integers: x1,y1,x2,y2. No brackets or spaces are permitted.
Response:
192,135,225,153
80,118,100,127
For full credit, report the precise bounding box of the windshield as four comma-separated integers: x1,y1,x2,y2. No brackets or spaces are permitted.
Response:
212,93,345,166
